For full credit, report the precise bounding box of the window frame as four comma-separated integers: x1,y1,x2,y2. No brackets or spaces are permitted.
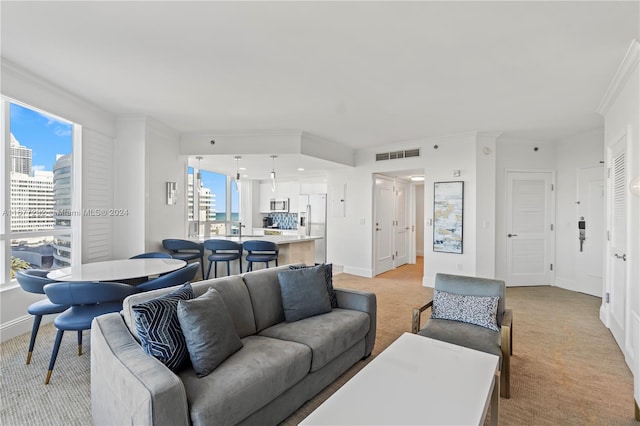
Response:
1,96,82,287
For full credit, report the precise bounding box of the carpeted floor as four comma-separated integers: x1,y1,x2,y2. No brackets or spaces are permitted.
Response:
1,261,636,425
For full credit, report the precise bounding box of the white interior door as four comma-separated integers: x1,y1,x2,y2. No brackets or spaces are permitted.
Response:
374,175,394,275
395,180,410,267
506,171,555,286
607,138,627,349
576,165,605,297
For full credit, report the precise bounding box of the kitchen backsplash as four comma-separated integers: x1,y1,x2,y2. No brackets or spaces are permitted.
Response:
269,212,298,229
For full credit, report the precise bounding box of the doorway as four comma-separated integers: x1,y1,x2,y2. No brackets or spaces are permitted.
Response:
373,171,424,276
606,135,628,351
576,165,605,297
505,170,556,286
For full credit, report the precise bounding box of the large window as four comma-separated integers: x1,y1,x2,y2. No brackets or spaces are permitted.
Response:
1,99,79,285
187,166,240,238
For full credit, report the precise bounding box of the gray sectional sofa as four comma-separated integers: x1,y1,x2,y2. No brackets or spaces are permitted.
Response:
90,265,377,426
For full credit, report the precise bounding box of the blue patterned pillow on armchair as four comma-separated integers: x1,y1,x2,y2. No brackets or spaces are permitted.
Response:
132,283,194,371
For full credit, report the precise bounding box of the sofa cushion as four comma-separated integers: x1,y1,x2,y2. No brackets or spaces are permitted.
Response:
289,263,338,308
178,335,311,426
123,275,256,339
418,318,502,364
203,275,257,338
177,288,244,377
259,308,369,372
431,289,499,331
278,265,332,322
132,283,194,371
242,265,292,332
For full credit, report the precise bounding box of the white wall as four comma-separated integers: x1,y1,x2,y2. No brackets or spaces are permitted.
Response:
554,129,604,293
113,116,146,259
327,132,494,286
1,60,116,341
495,137,557,281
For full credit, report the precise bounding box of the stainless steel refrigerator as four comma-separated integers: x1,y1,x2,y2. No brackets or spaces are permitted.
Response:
298,193,327,264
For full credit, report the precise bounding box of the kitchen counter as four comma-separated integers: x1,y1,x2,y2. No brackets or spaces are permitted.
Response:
193,235,321,245
189,235,322,271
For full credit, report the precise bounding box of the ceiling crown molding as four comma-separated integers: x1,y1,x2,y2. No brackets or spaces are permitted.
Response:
596,39,640,116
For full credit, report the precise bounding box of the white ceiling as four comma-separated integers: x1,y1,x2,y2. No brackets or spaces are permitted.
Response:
2,1,638,179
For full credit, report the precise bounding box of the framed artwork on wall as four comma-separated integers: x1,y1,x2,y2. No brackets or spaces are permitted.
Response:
433,181,464,254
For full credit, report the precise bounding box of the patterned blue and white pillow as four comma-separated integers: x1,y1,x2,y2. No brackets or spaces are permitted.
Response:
431,289,499,332
132,283,194,371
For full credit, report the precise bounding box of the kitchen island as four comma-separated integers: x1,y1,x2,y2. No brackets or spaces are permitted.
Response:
190,235,322,273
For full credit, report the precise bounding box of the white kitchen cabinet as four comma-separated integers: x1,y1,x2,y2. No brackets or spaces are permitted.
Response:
259,183,273,213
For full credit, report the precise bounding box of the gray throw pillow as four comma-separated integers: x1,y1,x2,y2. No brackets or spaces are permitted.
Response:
278,264,332,322
431,289,500,332
177,288,243,377
289,263,337,308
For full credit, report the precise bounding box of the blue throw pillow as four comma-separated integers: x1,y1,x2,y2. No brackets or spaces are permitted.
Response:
289,263,337,308
431,289,499,332
278,264,332,322
177,288,244,377
132,283,194,371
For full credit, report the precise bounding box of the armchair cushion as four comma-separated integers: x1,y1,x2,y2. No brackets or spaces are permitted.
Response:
431,289,499,332
418,318,502,364
177,288,243,377
132,283,194,371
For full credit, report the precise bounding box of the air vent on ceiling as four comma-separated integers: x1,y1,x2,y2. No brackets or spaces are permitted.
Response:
375,148,421,161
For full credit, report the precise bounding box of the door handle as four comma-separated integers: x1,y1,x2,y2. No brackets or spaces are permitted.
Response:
614,253,627,261
507,234,518,238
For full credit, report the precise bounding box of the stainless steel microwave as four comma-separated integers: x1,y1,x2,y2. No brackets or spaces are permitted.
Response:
270,198,289,212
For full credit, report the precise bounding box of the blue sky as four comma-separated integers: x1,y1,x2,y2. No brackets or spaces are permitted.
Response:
190,169,240,214
10,103,72,171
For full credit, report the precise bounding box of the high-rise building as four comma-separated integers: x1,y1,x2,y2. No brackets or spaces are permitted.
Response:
52,154,72,267
10,133,32,175
10,170,54,232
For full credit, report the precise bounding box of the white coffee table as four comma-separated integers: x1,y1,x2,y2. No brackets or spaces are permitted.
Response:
301,332,500,426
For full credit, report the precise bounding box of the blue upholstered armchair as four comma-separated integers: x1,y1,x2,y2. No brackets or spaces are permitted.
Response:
411,273,513,398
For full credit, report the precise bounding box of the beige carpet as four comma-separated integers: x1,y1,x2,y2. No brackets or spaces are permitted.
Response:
1,262,636,425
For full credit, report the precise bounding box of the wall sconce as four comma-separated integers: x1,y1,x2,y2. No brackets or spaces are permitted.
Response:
166,182,177,205
630,176,640,197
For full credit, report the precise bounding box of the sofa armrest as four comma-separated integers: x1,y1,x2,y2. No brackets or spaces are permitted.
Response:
334,287,377,357
91,313,190,426
411,300,433,334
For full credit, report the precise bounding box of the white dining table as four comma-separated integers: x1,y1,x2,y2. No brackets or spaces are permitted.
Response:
46,258,186,282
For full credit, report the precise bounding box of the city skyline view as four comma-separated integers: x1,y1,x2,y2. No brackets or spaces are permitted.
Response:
10,102,72,172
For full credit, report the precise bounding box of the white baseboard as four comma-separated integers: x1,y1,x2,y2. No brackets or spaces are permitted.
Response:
0,314,54,343
554,277,576,291
342,266,373,278
422,276,435,288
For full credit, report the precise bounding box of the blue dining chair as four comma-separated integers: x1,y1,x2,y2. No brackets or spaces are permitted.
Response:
162,239,205,279
129,252,172,259
42,281,140,384
135,262,199,292
243,240,279,272
15,269,70,365
204,239,243,279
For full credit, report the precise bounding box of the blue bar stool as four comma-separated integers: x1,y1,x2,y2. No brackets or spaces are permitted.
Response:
243,240,279,272
204,239,243,279
162,239,205,279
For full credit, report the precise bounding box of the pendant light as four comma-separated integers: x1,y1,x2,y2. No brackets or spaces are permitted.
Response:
234,156,241,193
270,155,277,192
